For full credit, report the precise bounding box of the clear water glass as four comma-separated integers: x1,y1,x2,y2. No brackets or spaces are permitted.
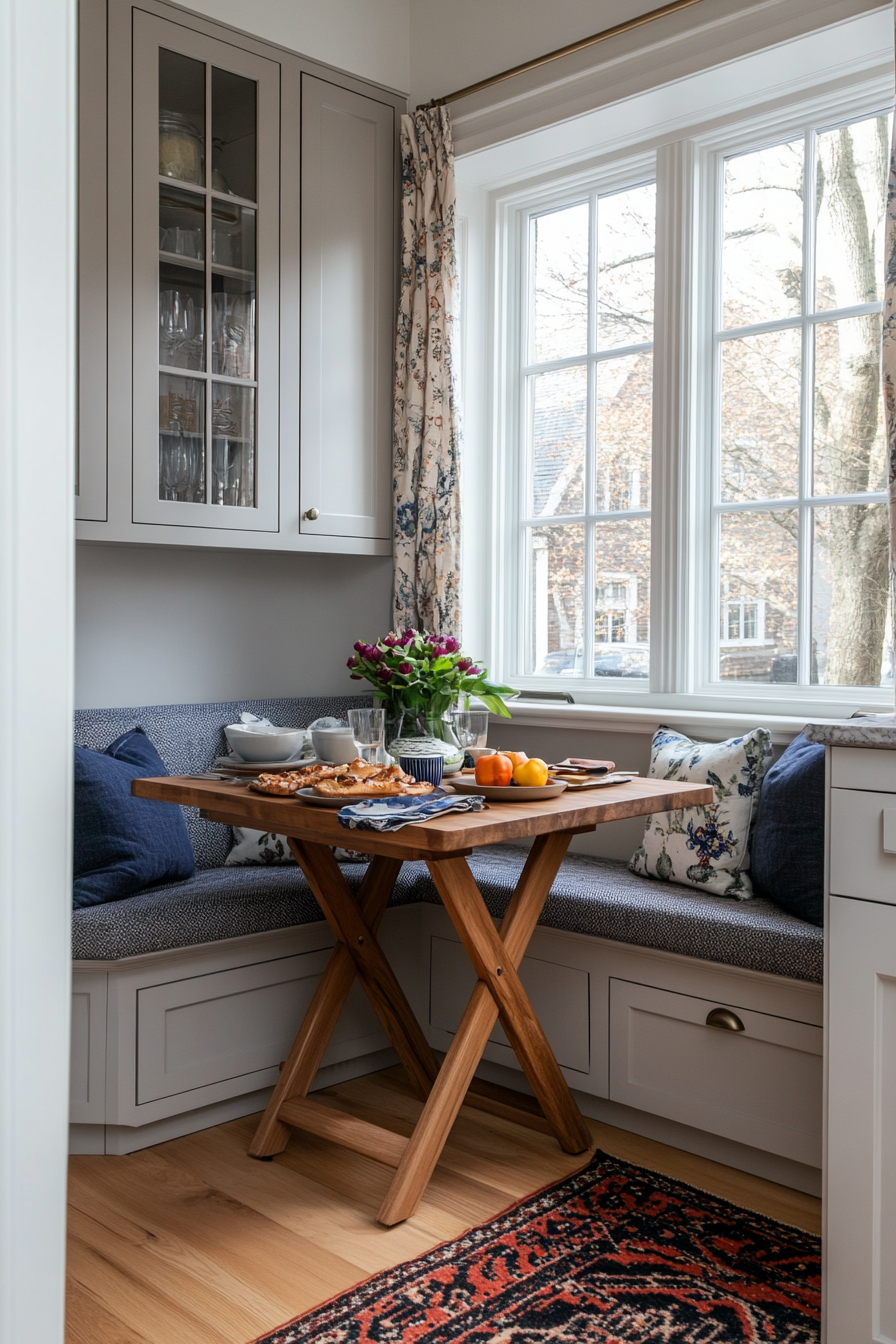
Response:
452,710,489,749
348,707,385,763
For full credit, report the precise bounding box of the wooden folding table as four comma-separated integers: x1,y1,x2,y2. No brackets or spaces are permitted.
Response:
133,773,712,1224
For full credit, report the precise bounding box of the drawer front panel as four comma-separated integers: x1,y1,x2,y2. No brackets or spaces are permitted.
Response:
137,950,381,1103
609,980,822,1166
831,746,896,794
429,935,590,1073
830,788,896,904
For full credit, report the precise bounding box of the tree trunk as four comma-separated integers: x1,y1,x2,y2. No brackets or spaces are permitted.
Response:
816,126,888,685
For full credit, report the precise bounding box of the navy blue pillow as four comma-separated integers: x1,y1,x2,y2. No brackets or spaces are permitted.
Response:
73,727,195,909
750,732,824,925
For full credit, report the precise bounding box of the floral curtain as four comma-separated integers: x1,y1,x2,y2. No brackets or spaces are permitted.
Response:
886,86,896,704
392,107,461,637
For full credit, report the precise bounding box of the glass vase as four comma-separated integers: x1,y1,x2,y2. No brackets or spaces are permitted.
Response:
386,708,464,772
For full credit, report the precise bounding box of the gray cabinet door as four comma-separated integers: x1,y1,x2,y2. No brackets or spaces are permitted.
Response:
131,10,281,531
300,75,394,541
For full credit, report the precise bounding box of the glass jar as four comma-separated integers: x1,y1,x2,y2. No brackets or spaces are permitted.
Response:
159,112,204,186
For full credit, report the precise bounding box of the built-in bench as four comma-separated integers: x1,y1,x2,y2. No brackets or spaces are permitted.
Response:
71,698,824,1196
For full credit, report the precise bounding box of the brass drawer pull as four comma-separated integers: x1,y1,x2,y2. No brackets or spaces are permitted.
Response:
303,507,319,521
706,1007,744,1032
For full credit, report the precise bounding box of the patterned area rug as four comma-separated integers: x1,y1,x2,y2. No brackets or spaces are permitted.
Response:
251,1150,821,1343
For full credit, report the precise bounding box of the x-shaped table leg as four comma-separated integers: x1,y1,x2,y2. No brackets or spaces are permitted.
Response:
249,845,438,1159
377,830,592,1225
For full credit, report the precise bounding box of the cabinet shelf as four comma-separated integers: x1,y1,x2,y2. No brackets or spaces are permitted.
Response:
159,249,204,270
157,174,258,210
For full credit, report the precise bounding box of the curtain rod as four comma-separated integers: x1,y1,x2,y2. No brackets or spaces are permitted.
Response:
417,0,705,110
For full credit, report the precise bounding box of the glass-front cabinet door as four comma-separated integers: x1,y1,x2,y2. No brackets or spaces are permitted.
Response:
131,12,279,529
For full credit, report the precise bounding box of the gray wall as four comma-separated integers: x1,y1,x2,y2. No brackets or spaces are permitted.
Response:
75,542,392,708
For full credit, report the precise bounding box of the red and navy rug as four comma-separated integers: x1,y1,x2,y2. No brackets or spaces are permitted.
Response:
251,1150,820,1343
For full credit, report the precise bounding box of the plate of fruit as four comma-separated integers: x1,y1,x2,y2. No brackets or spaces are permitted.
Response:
446,752,568,802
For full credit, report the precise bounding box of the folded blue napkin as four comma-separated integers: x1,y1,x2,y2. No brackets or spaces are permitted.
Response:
337,792,485,832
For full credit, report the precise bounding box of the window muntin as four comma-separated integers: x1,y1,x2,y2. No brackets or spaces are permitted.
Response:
522,182,656,680
713,112,891,689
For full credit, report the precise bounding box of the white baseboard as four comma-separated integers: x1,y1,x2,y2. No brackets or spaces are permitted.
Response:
472,1058,823,1198
70,1045,399,1155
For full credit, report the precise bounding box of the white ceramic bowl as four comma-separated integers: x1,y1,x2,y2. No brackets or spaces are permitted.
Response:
224,724,306,763
310,726,359,765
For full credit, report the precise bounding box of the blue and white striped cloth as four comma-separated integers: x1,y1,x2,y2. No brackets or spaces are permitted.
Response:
337,791,485,832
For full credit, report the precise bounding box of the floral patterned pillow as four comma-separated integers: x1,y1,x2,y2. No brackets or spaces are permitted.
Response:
629,725,773,899
226,828,295,866
225,828,369,866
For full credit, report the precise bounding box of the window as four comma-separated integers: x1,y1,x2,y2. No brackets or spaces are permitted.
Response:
714,113,891,689
522,182,655,683
496,93,893,708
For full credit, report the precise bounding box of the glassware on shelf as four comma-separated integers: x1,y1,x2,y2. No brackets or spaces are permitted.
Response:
211,284,255,379
159,184,205,261
211,201,255,270
159,374,205,502
211,383,255,507
159,282,205,371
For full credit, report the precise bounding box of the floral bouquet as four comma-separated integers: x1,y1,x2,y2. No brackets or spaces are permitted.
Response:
346,629,514,721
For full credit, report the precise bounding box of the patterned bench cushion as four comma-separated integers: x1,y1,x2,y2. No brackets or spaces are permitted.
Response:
72,844,823,982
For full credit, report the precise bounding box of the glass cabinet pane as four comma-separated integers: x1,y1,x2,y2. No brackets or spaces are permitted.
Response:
159,262,205,370
211,383,255,506
211,201,255,270
141,19,266,523
159,374,205,501
211,67,257,201
159,49,205,186
211,276,255,379
159,185,205,261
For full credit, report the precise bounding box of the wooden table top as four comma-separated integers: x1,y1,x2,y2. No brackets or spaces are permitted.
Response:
132,775,714,862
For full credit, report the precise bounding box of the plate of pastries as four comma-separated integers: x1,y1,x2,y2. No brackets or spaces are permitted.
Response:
250,759,436,806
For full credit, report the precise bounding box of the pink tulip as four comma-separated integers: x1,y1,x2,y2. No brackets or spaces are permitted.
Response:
378,667,393,682
456,658,472,672
398,661,413,674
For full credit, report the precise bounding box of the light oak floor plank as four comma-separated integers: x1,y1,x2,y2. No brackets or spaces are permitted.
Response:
66,1066,820,1344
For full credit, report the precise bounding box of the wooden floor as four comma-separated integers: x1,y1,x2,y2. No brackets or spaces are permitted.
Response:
66,1067,821,1344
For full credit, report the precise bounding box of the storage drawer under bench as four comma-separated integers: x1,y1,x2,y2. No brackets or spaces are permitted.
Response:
609,979,823,1167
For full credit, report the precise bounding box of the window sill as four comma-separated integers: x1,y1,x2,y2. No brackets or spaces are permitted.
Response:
493,697,885,745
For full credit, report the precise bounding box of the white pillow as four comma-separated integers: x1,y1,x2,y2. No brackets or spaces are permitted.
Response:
629,725,773,899
225,829,371,866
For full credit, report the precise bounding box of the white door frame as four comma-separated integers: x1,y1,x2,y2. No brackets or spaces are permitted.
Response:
0,0,76,1339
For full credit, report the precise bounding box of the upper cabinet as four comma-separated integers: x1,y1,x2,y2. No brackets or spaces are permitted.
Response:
300,77,394,541
77,0,401,554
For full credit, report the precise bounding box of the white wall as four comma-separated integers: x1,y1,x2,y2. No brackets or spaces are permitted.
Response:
1,0,75,1337
188,0,410,92
76,543,392,708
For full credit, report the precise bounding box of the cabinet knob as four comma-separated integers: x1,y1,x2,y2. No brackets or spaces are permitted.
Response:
705,1007,745,1032
303,507,320,521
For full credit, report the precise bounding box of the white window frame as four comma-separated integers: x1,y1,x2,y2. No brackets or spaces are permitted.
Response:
484,74,894,722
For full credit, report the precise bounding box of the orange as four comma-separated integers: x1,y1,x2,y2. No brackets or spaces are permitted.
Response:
475,753,513,786
503,751,529,769
513,758,549,787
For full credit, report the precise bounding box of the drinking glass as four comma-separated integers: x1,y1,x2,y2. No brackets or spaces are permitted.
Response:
348,708,385,764
452,709,490,749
